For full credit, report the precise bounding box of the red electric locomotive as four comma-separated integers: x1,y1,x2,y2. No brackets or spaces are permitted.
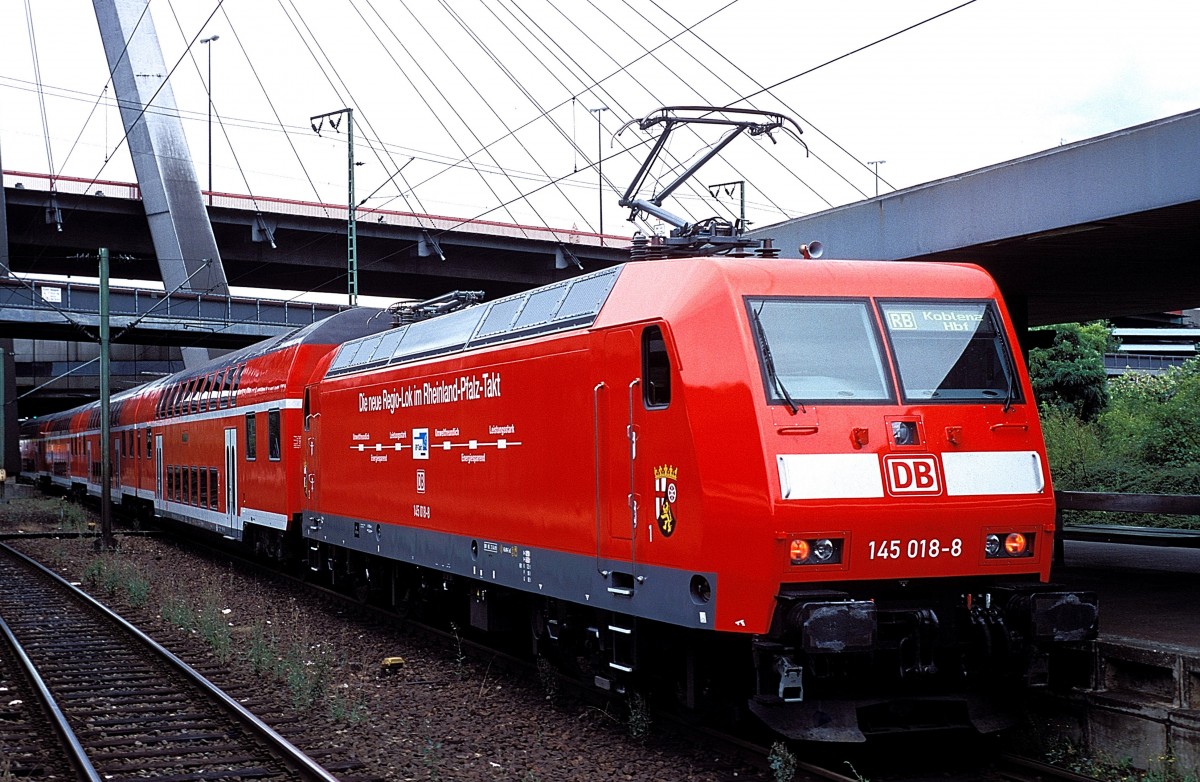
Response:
299,255,1096,740
23,307,390,558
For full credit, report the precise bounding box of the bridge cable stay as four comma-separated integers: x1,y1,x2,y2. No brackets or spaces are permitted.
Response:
22,0,57,191
394,0,724,234
275,0,470,233
621,0,847,208
472,0,736,233
213,7,331,219
164,3,271,219
544,0,807,221
343,0,545,234
726,0,982,196
423,0,600,232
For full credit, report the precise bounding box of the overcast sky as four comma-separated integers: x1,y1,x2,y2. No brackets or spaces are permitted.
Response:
2,0,1197,244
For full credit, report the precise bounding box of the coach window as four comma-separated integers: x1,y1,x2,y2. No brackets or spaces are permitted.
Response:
199,467,208,508
146,428,153,458
245,413,257,461
199,375,213,412
208,468,219,509
177,381,189,415
177,381,190,416
642,325,671,409
217,369,230,409
303,389,311,432
267,409,281,460
231,365,246,407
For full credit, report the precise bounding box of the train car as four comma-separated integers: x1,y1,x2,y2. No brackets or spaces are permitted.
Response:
299,256,1098,741
21,308,390,556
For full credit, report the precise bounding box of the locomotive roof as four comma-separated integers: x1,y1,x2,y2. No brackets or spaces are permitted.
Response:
322,257,1001,379
325,265,623,378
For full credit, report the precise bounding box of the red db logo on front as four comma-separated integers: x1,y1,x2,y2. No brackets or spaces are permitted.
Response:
883,455,942,495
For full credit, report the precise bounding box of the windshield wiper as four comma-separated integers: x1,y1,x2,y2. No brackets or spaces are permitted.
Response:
751,307,802,415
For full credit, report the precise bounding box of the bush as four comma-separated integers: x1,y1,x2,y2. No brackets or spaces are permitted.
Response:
1039,355,1200,530
1029,322,1111,421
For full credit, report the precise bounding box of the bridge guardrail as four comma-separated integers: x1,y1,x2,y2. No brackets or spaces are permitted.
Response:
1054,490,1200,565
0,277,345,331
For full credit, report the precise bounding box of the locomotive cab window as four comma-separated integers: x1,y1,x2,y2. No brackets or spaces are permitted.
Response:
746,298,891,404
879,300,1021,404
642,325,671,408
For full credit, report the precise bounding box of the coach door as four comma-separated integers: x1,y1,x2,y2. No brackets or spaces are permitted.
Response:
154,434,164,508
224,427,240,533
302,386,319,511
112,439,121,502
596,329,641,593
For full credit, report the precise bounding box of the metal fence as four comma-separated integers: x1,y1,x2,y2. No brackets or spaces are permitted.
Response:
1054,490,1200,565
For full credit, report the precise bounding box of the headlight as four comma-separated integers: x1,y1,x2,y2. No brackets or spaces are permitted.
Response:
790,537,843,565
891,420,919,446
1005,532,1028,556
984,531,1034,558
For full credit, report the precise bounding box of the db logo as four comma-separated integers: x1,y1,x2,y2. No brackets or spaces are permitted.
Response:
883,455,942,495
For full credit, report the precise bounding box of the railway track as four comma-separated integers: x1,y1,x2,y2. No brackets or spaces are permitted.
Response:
1,508,1108,782
0,541,343,781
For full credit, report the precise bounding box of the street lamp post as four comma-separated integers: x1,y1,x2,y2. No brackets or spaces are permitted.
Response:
200,35,219,205
589,106,608,245
868,160,886,198
311,108,358,306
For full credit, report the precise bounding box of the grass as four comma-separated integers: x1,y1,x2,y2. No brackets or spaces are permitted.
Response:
82,556,152,608
0,496,91,532
768,741,797,782
1046,741,1198,782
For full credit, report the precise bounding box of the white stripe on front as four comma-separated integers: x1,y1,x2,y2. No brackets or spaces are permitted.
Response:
942,451,1045,496
777,454,885,500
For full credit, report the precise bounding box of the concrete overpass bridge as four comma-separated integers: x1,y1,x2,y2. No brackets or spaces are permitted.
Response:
754,108,1200,330
2,170,629,302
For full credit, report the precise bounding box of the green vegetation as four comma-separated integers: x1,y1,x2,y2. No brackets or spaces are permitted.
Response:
1030,326,1200,529
82,556,152,608
1046,741,1198,782
625,690,652,742
0,496,91,532
768,741,797,782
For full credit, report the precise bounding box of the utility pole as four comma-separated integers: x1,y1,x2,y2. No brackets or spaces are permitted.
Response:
99,248,115,550
201,35,219,204
311,108,358,305
590,106,608,245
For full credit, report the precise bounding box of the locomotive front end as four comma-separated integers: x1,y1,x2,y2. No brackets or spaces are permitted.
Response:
727,264,1098,740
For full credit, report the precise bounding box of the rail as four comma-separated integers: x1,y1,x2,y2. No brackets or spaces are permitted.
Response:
1054,490,1200,565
